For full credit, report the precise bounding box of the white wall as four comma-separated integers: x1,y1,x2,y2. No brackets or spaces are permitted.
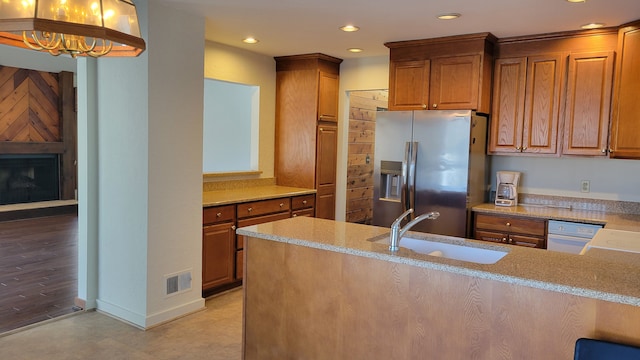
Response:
336,56,390,221
0,45,76,73
95,0,205,328
204,42,276,178
76,58,99,309
491,156,640,202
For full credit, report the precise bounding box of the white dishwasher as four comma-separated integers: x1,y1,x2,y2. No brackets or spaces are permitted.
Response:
547,220,603,254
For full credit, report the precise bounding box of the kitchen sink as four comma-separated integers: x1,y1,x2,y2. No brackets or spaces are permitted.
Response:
374,236,508,264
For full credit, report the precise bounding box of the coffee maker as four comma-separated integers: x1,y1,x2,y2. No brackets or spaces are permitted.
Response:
495,171,521,207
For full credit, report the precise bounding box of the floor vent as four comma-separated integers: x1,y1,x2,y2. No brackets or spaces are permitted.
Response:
164,270,192,297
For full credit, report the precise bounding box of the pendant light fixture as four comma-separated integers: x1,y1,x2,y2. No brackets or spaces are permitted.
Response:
0,0,145,58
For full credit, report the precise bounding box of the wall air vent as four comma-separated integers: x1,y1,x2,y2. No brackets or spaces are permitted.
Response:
164,270,193,297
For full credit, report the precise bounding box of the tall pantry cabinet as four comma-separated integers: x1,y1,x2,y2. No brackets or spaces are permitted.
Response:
274,53,342,219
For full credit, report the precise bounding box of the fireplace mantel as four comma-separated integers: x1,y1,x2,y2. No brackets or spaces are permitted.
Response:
0,142,65,154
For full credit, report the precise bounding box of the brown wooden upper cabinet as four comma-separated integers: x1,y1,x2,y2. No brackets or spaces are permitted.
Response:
490,27,620,157
610,20,640,159
562,51,615,156
489,54,565,155
385,33,496,113
274,53,342,220
318,72,339,122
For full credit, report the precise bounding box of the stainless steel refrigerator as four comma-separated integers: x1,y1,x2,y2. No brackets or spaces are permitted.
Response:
372,110,488,238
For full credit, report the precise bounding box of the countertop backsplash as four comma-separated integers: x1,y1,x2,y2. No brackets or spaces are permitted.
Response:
516,193,640,215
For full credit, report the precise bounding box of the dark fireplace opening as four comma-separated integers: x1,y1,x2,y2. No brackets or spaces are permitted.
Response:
0,154,60,205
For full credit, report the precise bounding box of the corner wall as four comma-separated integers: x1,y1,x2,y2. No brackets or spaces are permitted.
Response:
336,56,390,221
95,0,205,328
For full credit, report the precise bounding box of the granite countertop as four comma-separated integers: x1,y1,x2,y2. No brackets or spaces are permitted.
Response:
237,216,640,306
472,203,640,232
203,185,316,207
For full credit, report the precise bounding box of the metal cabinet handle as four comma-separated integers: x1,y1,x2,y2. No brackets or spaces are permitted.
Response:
279,203,284,207
247,207,253,212
302,200,307,205
506,222,511,226
292,214,298,217
601,148,608,154
515,146,522,151
216,212,222,218
432,104,438,108
422,104,427,109
319,128,324,132
231,225,236,230
522,147,527,151
502,237,508,243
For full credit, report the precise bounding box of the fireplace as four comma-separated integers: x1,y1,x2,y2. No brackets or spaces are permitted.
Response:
0,154,60,205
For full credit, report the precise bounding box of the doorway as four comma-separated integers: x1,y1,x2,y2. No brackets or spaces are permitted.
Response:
345,90,388,224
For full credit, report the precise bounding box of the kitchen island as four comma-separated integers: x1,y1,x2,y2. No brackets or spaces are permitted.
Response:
237,217,640,359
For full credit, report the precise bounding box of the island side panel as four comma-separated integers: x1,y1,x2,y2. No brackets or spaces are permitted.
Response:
242,237,287,359
243,236,640,359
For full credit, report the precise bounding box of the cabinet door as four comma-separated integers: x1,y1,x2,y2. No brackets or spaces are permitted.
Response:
610,24,640,159
489,57,527,154
562,51,615,156
430,54,481,110
316,124,337,219
521,54,564,155
388,59,430,110
202,222,235,290
318,72,339,122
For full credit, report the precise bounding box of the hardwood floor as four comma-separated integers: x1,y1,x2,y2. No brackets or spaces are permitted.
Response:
0,214,78,333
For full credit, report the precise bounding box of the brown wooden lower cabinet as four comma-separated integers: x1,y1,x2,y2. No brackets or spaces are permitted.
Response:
202,205,236,292
203,194,315,296
474,212,547,249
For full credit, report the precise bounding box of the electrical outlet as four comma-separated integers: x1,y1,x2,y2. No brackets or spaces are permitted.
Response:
581,180,590,193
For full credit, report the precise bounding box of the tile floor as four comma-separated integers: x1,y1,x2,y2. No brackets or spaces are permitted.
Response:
0,288,243,359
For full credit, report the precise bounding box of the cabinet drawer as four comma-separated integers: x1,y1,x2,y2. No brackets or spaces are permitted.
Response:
203,205,235,225
475,230,508,244
292,208,315,218
510,234,546,249
292,194,315,210
237,211,291,229
475,213,546,236
237,198,291,219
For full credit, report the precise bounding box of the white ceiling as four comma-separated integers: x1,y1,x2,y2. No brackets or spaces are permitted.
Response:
158,0,640,59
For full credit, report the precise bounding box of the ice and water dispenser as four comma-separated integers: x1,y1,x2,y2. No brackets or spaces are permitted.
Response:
379,160,403,201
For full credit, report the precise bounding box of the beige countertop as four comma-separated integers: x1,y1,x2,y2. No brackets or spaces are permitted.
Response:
472,203,640,232
237,216,640,307
203,185,316,207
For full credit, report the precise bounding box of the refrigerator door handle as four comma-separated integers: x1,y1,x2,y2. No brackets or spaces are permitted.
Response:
408,141,418,219
401,141,411,215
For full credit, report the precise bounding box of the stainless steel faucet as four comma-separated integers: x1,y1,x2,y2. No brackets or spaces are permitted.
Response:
389,209,440,251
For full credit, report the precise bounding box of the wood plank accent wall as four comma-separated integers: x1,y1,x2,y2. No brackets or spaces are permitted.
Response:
346,90,388,224
0,65,77,201
0,66,60,142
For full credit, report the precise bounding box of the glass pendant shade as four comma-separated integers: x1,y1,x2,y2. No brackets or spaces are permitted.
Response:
0,0,145,57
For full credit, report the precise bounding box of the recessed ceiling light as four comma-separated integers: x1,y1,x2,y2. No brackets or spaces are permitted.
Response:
581,23,605,29
340,25,360,32
567,0,586,3
242,37,259,44
437,13,461,20
348,48,363,53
